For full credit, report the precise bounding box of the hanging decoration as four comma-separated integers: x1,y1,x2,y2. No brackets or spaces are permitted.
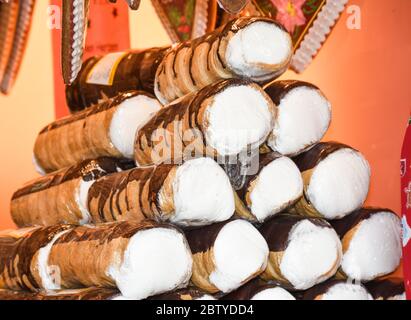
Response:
212,0,348,73
0,0,349,93
151,0,217,42
61,0,90,85
61,0,136,85
52,0,131,118
0,0,36,94
0,0,136,93
250,0,348,72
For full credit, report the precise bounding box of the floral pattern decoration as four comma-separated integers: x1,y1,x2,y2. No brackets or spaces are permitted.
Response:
270,0,306,33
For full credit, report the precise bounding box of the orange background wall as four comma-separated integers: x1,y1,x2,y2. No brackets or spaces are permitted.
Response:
0,0,410,229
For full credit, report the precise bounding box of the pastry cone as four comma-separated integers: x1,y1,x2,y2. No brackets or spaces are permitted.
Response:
222,278,295,300
34,91,161,173
0,0,19,83
11,157,134,227
234,152,303,222
66,16,291,110
154,16,292,104
149,287,216,300
0,225,72,291
87,157,235,227
0,221,193,299
260,215,342,291
330,208,402,282
135,79,276,166
290,142,371,220
0,287,121,300
0,0,35,94
66,48,168,112
365,278,405,300
185,219,269,294
302,279,372,300
263,80,332,156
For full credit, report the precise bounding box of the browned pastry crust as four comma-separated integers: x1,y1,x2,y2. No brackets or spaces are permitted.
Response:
66,16,291,110
87,164,176,223
0,225,72,291
0,220,178,292
0,287,120,300
66,48,168,112
134,78,275,166
154,16,291,104
11,158,134,227
47,221,151,289
0,286,219,300
34,91,153,173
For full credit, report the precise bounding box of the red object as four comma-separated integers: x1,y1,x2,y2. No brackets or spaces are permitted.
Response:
401,115,411,299
51,0,130,119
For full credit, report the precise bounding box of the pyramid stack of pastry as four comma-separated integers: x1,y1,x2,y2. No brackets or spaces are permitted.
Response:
0,17,403,300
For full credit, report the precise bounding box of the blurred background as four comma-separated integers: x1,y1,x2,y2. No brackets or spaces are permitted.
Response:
0,0,410,229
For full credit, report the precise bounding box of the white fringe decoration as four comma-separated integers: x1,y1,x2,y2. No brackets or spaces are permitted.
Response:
291,0,348,73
